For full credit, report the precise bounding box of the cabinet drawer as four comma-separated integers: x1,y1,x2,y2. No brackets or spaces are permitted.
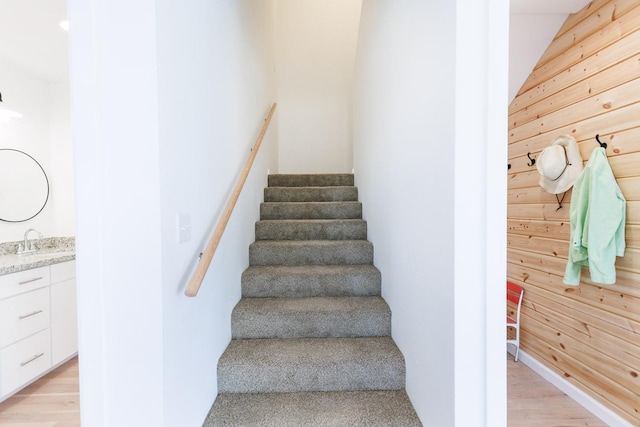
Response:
0,328,51,397
0,287,50,349
0,267,50,300
51,261,76,284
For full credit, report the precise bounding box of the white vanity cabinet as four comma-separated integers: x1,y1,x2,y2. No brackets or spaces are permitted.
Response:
0,260,77,401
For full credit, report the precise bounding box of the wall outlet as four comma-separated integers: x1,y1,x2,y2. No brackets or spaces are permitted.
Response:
177,213,191,244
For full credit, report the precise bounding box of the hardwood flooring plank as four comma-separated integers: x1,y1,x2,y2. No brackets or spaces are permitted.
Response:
507,353,609,427
0,358,80,426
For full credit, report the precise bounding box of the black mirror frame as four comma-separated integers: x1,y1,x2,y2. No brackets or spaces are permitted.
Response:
0,148,50,223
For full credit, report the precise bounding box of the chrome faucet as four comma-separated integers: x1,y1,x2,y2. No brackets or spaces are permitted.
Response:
17,228,42,255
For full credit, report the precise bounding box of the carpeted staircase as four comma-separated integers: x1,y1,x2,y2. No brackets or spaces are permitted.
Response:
203,174,422,426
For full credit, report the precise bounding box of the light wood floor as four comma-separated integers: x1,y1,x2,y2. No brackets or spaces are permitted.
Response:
507,353,608,427
0,357,80,427
0,354,609,426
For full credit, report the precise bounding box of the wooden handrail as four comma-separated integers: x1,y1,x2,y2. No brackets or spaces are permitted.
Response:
184,103,277,297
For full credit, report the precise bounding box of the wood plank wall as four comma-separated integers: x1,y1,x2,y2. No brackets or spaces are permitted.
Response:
507,0,640,424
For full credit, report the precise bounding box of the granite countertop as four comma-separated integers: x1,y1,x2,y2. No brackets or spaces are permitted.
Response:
0,237,76,276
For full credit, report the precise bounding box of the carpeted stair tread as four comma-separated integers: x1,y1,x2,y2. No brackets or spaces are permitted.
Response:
203,390,422,427
217,337,405,393
249,240,373,266
268,173,354,187
260,201,362,220
265,186,358,202
241,265,381,298
231,296,391,339
255,219,367,240
206,173,421,425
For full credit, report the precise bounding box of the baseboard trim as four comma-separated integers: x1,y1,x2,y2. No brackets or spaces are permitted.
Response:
510,349,632,427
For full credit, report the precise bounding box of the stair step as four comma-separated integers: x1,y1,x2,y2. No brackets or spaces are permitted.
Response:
207,173,420,424
231,296,391,339
255,219,367,240
268,173,354,188
217,337,405,393
249,240,373,266
260,201,362,220
265,186,358,202
204,390,422,427
241,265,381,298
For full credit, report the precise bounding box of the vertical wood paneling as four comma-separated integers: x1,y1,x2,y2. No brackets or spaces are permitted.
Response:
508,1,640,424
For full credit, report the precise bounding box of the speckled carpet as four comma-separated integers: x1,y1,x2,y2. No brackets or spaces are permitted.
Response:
203,174,422,427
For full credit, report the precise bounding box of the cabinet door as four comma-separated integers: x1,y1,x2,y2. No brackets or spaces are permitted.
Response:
50,278,78,366
51,260,76,284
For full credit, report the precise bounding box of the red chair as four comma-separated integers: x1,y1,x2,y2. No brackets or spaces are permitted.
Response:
507,281,524,362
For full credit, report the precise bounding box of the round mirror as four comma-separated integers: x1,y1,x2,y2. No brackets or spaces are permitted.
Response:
0,149,49,222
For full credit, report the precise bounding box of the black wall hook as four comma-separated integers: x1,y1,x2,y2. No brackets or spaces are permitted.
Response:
527,152,536,167
555,192,567,212
595,134,607,149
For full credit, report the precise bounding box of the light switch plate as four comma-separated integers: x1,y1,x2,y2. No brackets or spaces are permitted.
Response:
177,213,191,243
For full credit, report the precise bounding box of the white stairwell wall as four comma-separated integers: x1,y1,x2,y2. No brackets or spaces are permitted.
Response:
67,0,277,425
156,1,277,426
352,0,508,425
353,2,455,423
275,0,361,173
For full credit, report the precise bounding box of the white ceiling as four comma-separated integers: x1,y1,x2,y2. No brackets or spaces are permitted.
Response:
0,0,591,85
0,0,68,83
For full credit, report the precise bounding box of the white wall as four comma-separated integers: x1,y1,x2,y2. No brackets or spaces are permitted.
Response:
48,82,74,237
455,0,508,425
68,0,164,424
508,0,591,102
352,0,507,425
353,2,455,423
0,62,52,241
0,66,73,243
156,1,277,425
275,0,361,173
67,0,277,425
508,14,566,101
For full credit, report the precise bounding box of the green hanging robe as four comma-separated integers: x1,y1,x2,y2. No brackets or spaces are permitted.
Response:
564,147,626,286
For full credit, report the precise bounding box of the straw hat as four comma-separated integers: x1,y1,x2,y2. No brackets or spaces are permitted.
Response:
536,135,583,194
